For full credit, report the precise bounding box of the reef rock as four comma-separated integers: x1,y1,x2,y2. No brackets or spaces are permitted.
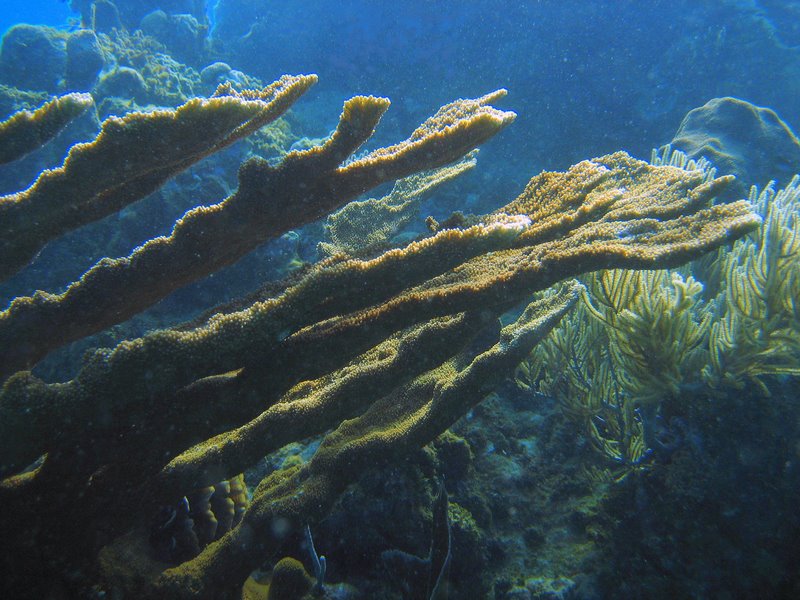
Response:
0,25,67,93
670,96,800,199
66,30,106,91
95,66,148,104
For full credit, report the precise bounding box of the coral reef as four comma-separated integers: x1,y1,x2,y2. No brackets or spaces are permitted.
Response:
95,28,204,109
0,75,314,291
0,83,507,382
0,78,758,599
67,1,210,66
0,23,207,114
3,6,799,594
483,175,800,593
459,332,800,598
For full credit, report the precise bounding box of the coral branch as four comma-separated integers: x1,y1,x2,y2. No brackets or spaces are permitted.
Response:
0,77,759,599
0,153,756,477
104,283,583,598
0,75,317,282
0,92,93,165
0,88,514,381
319,149,478,257
155,311,493,499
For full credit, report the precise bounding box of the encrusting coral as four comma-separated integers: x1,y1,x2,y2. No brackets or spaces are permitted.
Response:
0,80,758,598
0,75,315,283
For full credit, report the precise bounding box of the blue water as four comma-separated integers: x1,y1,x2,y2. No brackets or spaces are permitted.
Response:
0,1,72,33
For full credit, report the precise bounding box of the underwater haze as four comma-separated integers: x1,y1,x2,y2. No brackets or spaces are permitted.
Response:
1,1,800,599
0,0,72,34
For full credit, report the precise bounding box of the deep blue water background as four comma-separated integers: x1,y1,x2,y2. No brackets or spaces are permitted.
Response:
0,1,72,34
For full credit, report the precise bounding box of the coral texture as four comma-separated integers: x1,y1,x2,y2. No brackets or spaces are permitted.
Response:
519,149,800,476
319,149,478,257
0,92,92,165
0,82,757,598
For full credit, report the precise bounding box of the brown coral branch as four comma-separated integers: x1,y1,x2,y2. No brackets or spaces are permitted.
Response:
0,75,317,282
0,153,756,478
0,89,514,381
153,311,494,499
0,92,93,165
141,154,758,514
127,283,582,598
